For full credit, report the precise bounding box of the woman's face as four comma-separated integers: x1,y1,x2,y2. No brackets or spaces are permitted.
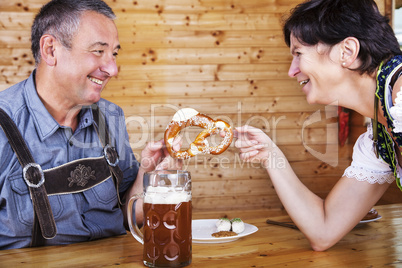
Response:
288,34,343,105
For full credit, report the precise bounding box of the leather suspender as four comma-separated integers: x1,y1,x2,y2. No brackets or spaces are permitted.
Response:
0,108,57,245
0,104,124,246
92,105,124,206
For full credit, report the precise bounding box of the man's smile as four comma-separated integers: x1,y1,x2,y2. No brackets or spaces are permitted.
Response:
88,76,103,85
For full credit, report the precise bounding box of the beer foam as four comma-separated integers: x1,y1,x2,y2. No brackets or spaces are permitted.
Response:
144,186,191,204
172,108,199,122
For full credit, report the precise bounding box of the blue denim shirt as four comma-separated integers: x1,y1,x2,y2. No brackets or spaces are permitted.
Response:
0,71,139,249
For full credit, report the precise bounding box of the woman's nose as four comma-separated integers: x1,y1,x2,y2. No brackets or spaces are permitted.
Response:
288,58,300,78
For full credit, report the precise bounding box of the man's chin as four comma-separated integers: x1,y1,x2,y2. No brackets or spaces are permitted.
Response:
86,93,102,105
76,99,101,109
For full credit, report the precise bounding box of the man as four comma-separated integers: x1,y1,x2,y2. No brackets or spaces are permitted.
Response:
0,0,176,249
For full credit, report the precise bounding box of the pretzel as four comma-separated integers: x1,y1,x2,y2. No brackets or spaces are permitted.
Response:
164,108,233,159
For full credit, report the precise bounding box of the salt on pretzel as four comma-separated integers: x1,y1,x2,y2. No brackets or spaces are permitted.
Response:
164,108,233,159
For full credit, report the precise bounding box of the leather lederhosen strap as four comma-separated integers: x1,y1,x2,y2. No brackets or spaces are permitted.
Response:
0,104,124,246
0,108,57,246
43,156,114,195
92,105,124,206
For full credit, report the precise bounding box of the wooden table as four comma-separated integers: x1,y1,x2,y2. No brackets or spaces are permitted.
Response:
1,204,402,267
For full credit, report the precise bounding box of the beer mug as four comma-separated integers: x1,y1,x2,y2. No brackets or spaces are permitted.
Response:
127,170,192,267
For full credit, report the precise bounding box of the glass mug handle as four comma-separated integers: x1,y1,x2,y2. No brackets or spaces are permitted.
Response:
127,193,144,244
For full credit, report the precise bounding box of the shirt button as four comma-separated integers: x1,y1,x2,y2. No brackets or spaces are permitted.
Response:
69,141,73,146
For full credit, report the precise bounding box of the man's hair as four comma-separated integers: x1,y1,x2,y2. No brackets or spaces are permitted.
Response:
283,0,402,75
31,0,116,65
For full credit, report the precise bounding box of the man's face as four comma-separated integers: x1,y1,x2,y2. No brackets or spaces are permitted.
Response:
53,11,120,108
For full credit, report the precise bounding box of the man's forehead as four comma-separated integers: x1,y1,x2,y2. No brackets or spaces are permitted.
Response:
73,12,120,49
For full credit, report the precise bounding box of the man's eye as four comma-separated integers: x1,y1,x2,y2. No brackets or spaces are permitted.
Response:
93,50,104,55
113,52,119,57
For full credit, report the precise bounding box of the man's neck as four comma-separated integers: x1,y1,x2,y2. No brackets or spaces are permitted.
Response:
35,67,81,132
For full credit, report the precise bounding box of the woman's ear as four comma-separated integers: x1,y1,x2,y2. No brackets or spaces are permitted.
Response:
340,37,360,68
39,34,57,66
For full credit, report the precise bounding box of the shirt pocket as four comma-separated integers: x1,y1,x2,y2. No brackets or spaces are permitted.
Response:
84,177,118,206
9,174,64,226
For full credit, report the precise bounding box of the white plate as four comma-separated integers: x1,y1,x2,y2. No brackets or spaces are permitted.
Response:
192,219,258,244
359,215,382,224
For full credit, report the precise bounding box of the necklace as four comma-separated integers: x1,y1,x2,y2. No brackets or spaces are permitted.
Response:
372,94,379,158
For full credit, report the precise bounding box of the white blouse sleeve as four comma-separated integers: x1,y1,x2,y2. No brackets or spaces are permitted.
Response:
342,125,396,184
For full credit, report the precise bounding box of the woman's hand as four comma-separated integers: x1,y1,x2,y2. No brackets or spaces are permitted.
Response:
234,125,277,168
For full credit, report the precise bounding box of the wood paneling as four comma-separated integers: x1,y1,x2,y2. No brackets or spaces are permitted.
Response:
0,0,399,214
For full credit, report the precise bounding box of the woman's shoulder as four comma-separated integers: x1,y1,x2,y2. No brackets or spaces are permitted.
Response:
344,125,395,184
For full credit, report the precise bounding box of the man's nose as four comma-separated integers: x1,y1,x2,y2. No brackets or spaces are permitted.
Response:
101,56,118,77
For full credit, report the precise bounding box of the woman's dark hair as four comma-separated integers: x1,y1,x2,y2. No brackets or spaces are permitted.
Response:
283,0,401,75
31,0,116,66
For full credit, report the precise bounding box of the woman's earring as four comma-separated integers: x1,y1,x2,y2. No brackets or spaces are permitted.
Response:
342,62,346,66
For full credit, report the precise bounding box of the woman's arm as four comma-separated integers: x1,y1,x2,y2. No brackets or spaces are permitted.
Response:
235,125,390,251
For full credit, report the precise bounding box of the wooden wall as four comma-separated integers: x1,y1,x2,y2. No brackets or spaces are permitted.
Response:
0,0,399,215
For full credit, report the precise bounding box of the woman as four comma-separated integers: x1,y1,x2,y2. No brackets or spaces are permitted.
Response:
235,0,402,251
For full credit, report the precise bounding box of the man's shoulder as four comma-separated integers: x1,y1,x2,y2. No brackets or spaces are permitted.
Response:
0,80,27,118
0,81,28,164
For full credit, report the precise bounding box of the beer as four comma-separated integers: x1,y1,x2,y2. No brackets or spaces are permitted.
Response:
142,187,192,267
127,171,192,267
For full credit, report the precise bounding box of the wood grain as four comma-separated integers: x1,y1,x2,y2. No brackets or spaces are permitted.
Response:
0,204,401,267
0,0,395,212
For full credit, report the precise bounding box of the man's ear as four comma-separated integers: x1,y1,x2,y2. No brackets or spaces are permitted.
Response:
340,37,360,68
39,34,57,66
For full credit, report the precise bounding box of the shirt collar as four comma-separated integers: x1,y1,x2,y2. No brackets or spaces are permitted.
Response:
78,107,95,129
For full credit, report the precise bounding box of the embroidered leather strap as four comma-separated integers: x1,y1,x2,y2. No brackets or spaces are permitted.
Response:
0,105,125,246
44,156,112,195
0,108,57,245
